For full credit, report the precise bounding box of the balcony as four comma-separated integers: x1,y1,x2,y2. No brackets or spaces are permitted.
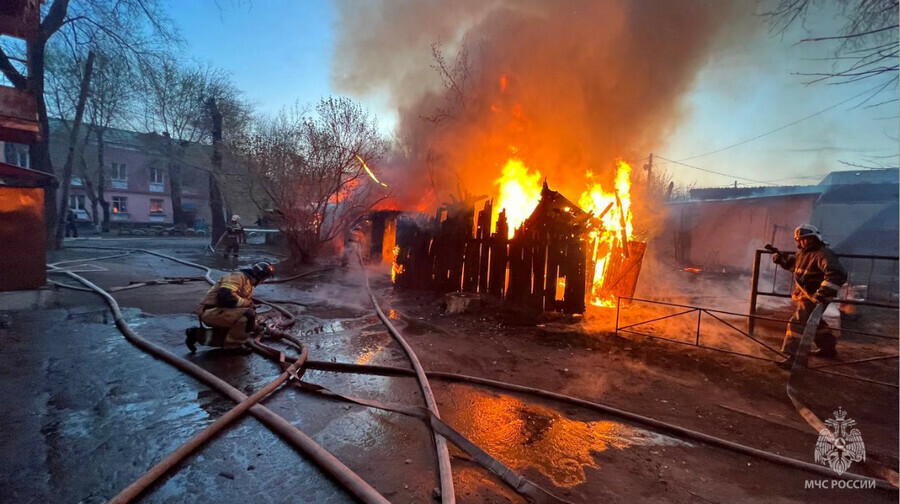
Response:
149,182,165,193
111,179,127,190
110,212,130,222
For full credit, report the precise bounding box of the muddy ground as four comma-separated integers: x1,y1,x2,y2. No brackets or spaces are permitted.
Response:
0,237,896,503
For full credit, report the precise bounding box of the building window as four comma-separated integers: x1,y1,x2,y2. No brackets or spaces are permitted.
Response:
149,198,164,214
4,143,29,168
150,167,164,184
112,196,127,214
69,194,86,210
111,162,127,181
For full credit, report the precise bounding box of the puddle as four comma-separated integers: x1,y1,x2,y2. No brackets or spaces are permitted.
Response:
442,385,689,487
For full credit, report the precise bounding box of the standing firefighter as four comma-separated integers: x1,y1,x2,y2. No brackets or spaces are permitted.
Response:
772,224,847,364
185,261,275,352
223,215,246,259
341,225,366,267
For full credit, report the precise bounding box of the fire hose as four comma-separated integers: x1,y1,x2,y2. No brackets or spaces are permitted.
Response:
301,359,899,492
786,303,900,488
108,331,310,504
48,258,391,503
51,247,898,496
356,252,456,504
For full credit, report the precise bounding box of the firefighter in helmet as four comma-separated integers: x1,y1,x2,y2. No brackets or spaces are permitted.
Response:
772,224,847,364
223,215,246,259
185,261,275,352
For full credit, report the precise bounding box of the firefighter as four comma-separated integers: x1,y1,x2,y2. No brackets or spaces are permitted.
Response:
223,214,246,259
772,224,847,364
65,209,79,238
341,225,365,267
185,261,275,352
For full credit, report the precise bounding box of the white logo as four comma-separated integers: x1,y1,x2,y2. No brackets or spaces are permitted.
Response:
814,408,866,475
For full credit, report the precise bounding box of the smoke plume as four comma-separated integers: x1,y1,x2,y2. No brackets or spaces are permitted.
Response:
333,0,752,228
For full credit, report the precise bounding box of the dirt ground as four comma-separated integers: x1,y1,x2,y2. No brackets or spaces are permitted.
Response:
0,237,896,503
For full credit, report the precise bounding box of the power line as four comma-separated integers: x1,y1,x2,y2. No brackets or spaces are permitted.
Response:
671,85,884,163
653,155,780,186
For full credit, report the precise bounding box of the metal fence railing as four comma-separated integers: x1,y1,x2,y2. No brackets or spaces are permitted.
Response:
749,249,899,334
616,296,898,388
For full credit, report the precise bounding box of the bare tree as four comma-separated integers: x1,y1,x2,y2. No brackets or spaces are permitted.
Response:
234,98,389,264
764,0,899,104
52,50,94,248
0,0,174,245
137,55,251,226
86,49,138,231
421,39,476,124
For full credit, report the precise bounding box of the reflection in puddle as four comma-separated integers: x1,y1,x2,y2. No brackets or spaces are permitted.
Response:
356,345,383,365
443,385,688,487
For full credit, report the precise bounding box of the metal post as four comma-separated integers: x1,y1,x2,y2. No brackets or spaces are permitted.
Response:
749,249,762,335
696,309,702,346
615,296,621,334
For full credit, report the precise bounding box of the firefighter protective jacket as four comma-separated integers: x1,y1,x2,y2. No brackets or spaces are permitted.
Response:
200,272,255,309
774,242,848,302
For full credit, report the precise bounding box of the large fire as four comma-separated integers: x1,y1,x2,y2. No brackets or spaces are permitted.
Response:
494,157,542,238
578,160,635,307
490,157,635,308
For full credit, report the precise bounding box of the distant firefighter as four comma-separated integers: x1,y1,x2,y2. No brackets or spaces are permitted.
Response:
223,214,246,259
185,261,275,352
341,225,366,267
772,224,847,364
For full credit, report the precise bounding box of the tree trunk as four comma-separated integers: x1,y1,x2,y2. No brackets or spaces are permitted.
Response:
207,98,226,245
53,51,95,249
27,40,58,242
164,133,186,225
97,128,110,232
78,128,99,227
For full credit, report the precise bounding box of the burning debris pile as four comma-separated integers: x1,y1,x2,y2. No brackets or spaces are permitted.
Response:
391,160,645,314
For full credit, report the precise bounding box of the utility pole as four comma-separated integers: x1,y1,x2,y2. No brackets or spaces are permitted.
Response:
643,153,653,183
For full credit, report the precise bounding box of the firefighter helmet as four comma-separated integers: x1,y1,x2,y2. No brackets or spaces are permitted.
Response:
240,261,275,283
231,214,241,222
794,224,823,243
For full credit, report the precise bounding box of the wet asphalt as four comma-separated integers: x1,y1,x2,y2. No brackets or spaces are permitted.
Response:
0,237,680,503
2,237,895,503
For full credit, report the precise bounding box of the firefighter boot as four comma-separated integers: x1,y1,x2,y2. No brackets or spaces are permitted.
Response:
811,332,838,358
186,327,228,351
185,328,198,352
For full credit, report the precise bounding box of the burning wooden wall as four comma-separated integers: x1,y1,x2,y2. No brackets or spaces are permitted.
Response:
392,182,645,314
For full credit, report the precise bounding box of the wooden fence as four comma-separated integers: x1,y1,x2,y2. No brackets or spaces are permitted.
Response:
394,187,595,313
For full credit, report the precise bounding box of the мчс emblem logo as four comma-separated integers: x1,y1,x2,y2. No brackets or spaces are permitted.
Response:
814,408,866,475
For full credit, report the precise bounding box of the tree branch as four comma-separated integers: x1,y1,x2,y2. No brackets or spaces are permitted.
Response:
0,47,26,89
42,0,72,40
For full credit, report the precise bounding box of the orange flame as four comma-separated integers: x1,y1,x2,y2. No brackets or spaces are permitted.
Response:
578,160,635,307
493,158,542,238
391,246,404,282
499,74,508,92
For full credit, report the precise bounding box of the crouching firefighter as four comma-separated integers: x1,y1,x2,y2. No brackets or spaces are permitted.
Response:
185,261,276,352
771,224,847,365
